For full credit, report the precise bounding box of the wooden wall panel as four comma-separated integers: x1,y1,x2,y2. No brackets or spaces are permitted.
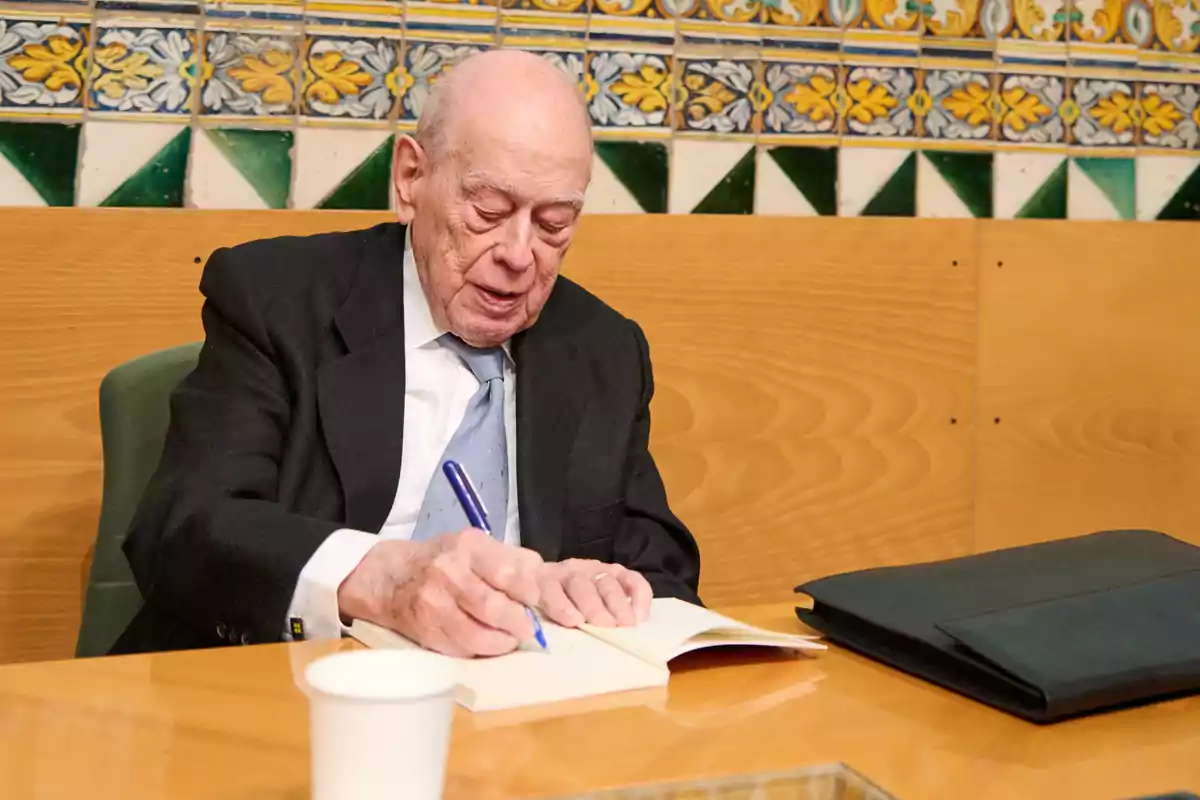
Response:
975,220,1200,552
567,217,978,607
0,210,977,662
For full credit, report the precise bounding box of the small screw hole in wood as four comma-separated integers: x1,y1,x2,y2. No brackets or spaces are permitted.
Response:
193,256,202,264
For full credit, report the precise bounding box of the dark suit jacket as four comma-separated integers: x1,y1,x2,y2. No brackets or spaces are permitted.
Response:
113,222,701,654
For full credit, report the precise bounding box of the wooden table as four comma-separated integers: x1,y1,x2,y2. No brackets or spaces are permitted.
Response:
1,604,1197,799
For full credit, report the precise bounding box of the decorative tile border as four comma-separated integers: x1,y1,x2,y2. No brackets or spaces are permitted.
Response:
0,15,90,117
0,0,1198,215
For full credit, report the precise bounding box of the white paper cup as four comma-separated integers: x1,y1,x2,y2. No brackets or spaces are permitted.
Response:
304,649,458,800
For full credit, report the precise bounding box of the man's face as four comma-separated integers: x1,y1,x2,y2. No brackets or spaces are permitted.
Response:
404,124,591,347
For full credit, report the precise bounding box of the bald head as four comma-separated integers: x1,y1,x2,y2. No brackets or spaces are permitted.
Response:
416,49,593,165
392,48,594,348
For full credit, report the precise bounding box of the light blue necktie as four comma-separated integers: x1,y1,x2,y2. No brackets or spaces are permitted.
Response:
412,334,507,542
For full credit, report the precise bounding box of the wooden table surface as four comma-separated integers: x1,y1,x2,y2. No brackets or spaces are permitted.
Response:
1,604,1197,800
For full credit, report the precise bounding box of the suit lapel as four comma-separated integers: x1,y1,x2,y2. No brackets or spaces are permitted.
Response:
513,301,588,562
317,225,408,532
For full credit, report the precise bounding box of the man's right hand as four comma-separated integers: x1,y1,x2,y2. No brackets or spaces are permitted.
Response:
336,528,543,657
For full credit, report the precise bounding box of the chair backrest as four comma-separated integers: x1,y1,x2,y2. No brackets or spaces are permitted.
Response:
75,342,203,657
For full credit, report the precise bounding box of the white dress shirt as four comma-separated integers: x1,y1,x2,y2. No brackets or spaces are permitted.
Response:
285,236,519,640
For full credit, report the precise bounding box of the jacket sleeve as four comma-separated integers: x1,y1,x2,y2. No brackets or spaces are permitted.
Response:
612,322,703,605
123,248,340,646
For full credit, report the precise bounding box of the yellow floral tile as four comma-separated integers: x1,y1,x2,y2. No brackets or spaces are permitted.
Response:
0,17,90,113
923,69,994,139
1145,0,1200,53
585,50,674,128
199,29,298,117
201,29,299,117
1004,0,1068,41
1071,77,1139,145
997,73,1065,142
88,24,198,115
841,65,918,137
1140,81,1200,147
675,58,758,133
921,0,988,38
760,61,841,136
1069,0,1149,46
301,35,400,120
761,0,837,27
841,0,920,31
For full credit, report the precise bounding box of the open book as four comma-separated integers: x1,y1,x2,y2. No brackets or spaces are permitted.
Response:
347,598,825,712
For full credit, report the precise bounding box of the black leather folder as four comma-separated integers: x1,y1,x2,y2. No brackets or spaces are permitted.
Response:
795,530,1200,723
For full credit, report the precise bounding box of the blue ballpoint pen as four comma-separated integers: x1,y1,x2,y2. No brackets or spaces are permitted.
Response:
442,460,548,651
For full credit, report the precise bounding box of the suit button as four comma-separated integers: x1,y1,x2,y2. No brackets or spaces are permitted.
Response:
240,631,252,645
216,622,227,639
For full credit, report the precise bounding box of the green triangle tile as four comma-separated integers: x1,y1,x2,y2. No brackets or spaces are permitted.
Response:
0,122,81,207
1074,157,1135,221
101,128,191,208
1156,162,1200,221
861,152,916,217
1016,159,1067,220
692,148,755,215
319,138,393,210
596,141,668,213
767,146,837,216
924,150,993,218
205,128,294,209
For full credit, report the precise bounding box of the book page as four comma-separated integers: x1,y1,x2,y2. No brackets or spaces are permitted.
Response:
347,619,668,713
581,598,825,665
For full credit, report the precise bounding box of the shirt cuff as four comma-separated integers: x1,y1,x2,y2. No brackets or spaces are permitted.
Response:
284,528,379,641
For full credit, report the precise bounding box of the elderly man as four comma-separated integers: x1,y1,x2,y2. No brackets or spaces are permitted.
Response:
114,50,701,658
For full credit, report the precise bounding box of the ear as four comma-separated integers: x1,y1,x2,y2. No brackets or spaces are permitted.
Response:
392,135,424,224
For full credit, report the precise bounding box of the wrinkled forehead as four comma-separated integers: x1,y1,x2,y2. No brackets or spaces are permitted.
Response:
438,123,592,205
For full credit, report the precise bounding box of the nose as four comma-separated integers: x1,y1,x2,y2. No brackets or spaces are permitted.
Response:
494,213,535,273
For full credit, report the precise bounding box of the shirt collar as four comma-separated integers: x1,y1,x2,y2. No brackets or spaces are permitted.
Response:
402,226,513,359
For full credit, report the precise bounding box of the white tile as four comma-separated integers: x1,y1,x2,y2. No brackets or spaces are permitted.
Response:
993,152,1063,220
669,139,752,214
1067,159,1119,220
188,130,269,210
293,127,392,210
0,155,47,206
754,151,817,216
1136,155,1192,221
917,153,971,218
584,153,644,214
77,121,185,207
838,147,909,217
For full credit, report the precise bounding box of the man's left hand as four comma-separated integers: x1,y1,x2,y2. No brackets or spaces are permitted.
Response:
537,559,652,628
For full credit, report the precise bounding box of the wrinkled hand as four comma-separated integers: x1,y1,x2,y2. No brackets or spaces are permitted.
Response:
337,528,543,658
537,559,652,628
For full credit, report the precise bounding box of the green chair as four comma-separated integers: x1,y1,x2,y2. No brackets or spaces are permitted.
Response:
75,342,203,658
